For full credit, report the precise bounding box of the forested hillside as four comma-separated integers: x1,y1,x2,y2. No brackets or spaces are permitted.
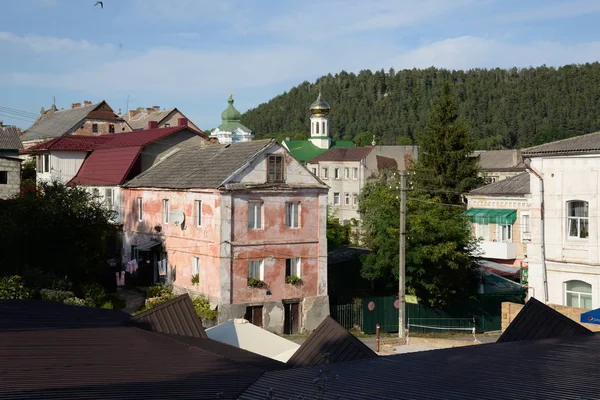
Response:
241,63,600,149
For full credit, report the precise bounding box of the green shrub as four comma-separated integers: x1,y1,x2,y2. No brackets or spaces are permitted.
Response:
0,275,31,299
81,283,107,307
138,293,177,313
145,283,173,299
40,288,75,303
247,278,264,288
190,274,200,285
63,297,87,306
285,275,302,285
192,296,218,320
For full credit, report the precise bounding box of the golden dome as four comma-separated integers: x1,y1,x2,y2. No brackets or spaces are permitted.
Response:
310,91,330,116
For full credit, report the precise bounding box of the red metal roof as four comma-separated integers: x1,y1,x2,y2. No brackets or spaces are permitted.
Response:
23,126,207,153
69,146,142,186
308,147,374,163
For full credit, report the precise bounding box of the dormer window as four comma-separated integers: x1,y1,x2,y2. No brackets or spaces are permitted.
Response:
267,155,284,183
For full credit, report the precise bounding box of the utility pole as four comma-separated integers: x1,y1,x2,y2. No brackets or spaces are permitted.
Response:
398,171,406,339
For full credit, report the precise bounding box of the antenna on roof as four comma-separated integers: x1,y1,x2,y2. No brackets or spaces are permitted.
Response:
126,94,130,113
52,96,56,107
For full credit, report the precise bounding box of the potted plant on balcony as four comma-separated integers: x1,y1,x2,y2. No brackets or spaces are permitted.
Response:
191,274,200,286
285,275,302,286
247,278,264,288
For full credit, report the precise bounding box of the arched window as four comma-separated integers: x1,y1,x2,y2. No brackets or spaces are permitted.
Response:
316,122,319,134
565,280,592,309
322,121,326,134
567,200,589,239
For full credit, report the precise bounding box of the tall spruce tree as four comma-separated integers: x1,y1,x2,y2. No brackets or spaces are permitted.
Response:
413,81,483,203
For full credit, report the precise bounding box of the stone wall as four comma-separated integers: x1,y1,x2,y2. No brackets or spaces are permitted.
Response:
501,302,600,332
0,158,21,199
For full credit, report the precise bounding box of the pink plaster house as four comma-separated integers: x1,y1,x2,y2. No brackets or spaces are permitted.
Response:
122,139,329,334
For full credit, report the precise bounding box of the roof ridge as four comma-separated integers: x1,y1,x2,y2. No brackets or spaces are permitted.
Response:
522,131,600,153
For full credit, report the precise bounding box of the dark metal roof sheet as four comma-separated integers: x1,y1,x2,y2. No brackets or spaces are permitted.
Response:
286,316,377,368
522,131,600,156
497,297,592,343
376,155,398,170
132,294,207,338
309,147,374,163
469,172,530,196
125,139,278,189
69,146,142,186
241,333,600,400
0,125,23,150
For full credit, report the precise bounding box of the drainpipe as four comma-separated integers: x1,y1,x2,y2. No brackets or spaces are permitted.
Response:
525,159,548,303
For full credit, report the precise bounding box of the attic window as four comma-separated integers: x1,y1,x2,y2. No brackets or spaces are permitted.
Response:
267,155,284,183
92,123,98,133
109,124,115,133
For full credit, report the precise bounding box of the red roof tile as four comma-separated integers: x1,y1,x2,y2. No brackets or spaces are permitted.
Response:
69,146,142,185
23,136,113,152
376,155,398,170
308,147,374,163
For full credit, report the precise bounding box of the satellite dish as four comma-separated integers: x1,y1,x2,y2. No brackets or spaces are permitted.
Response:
170,210,185,226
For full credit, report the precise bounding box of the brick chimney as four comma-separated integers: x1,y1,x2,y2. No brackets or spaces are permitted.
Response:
148,121,159,129
71,103,81,109
129,109,140,119
83,100,92,106
146,108,154,115
178,118,188,127
153,106,160,111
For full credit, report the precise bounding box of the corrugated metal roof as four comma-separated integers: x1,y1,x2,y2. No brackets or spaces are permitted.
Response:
469,172,530,196
286,316,377,368
0,125,23,150
241,333,600,400
69,146,142,186
497,297,592,343
24,135,114,152
522,131,600,156
125,140,277,189
20,102,104,141
309,147,373,163
132,294,207,338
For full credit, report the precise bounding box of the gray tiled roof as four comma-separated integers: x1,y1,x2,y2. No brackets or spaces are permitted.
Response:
522,131,600,156
122,108,175,130
20,102,101,141
125,139,276,189
0,126,23,150
474,149,525,171
469,172,530,196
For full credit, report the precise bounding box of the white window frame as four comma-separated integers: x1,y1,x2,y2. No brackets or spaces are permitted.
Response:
43,153,50,173
248,259,264,280
567,200,589,239
137,197,143,221
163,199,170,224
333,192,340,205
344,193,351,206
195,200,202,227
286,202,300,229
352,167,358,180
322,168,328,179
312,168,317,175
334,168,340,179
565,280,592,309
522,214,530,234
248,201,263,230
353,193,358,207
286,257,301,278
192,257,199,275
104,188,114,209
498,224,512,243
476,222,489,241
344,167,349,179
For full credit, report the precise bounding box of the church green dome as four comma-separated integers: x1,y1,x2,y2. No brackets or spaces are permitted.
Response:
310,91,331,117
221,94,242,121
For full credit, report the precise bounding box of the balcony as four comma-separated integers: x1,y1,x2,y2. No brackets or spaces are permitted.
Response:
477,241,517,260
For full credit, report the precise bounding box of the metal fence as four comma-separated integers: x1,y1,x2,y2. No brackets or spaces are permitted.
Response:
331,303,363,331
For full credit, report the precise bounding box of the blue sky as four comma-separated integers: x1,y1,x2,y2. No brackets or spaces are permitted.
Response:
1,0,600,130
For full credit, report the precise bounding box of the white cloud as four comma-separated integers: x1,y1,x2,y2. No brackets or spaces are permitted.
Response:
396,36,600,70
0,31,111,53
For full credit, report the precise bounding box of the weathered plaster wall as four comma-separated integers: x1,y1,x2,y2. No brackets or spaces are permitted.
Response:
0,158,21,199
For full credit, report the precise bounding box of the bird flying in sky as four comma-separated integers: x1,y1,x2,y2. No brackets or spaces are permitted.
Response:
94,1,103,9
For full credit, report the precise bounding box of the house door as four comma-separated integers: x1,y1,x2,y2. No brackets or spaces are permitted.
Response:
284,302,300,334
245,306,263,327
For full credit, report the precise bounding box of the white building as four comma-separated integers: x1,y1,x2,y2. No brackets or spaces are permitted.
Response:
210,95,253,144
307,145,418,224
523,132,600,310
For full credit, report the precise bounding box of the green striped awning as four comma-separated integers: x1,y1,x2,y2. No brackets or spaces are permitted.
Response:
464,208,517,225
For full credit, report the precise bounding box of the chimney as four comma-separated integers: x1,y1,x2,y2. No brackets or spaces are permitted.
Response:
153,106,160,111
148,121,159,129
83,100,92,106
129,109,140,119
146,108,154,115
71,103,81,109
177,117,188,127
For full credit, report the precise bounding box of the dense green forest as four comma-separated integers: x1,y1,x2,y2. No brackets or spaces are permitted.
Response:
241,63,600,149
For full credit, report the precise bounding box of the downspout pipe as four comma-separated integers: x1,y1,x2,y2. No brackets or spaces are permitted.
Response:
525,159,549,302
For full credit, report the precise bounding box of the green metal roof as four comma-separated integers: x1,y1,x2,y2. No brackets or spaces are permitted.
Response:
217,120,251,133
221,95,242,121
481,269,523,294
283,139,356,163
464,208,517,225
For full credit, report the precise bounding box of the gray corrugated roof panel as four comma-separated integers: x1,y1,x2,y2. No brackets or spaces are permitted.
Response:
286,316,377,368
132,293,207,338
0,126,23,150
522,131,600,156
241,333,600,400
469,172,530,196
497,297,592,343
125,139,277,189
20,102,101,141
